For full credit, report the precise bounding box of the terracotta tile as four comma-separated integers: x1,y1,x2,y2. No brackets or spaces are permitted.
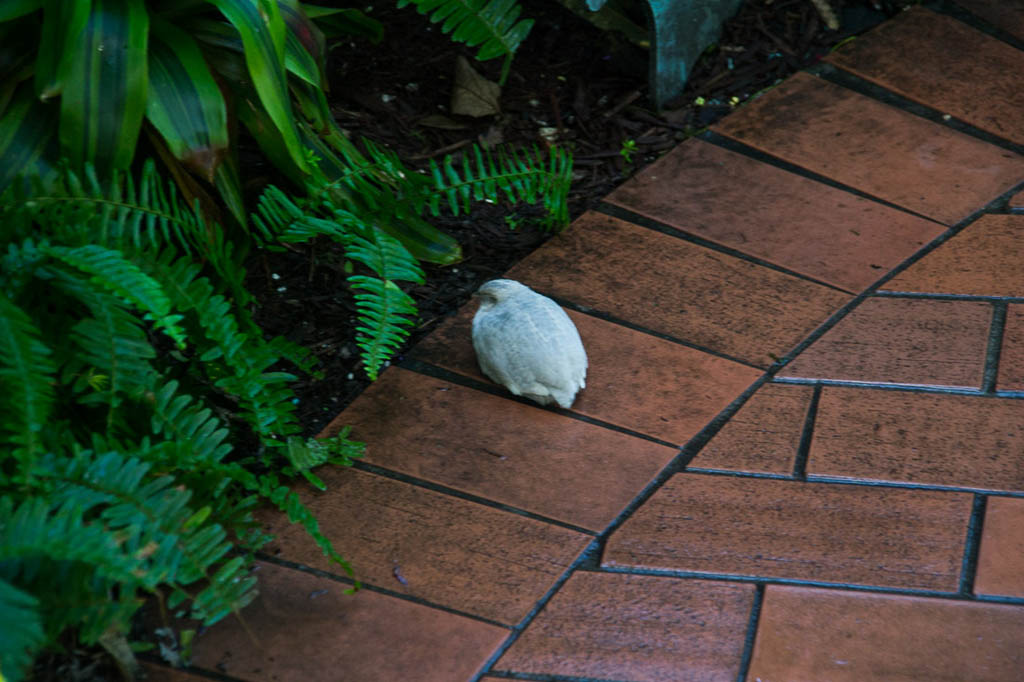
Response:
260,468,590,624
954,0,1024,41
603,473,971,591
495,572,754,682
975,496,1024,598
883,215,1024,296
1010,188,1024,211
687,382,813,475
504,211,850,367
606,138,945,292
713,72,1024,225
827,7,1024,145
779,297,992,388
411,305,761,444
187,561,507,682
748,585,1024,682
321,367,677,530
811,386,1024,493
998,304,1024,392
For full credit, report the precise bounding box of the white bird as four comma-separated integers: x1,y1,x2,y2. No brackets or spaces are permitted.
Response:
471,279,587,409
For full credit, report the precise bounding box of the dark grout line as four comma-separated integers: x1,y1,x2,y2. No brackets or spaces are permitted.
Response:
736,585,765,682
928,0,1024,53
137,656,247,682
697,130,946,225
681,466,1024,498
596,565,1024,604
483,672,633,682
544,295,766,370
593,202,853,295
472,536,607,681
983,302,1008,393
773,377,1024,400
875,291,1024,304
352,461,600,536
792,384,821,480
255,554,514,630
397,357,682,449
960,494,988,596
810,61,1024,159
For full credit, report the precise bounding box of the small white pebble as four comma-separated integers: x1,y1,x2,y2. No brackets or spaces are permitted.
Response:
271,273,281,280
381,94,395,103
276,286,287,292
346,373,354,380
942,113,952,121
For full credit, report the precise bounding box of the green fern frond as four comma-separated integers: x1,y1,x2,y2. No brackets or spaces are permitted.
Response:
349,276,418,381
0,577,46,682
40,450,257,625
397,0,533,83
44,244,188,349
146,380,233,469
427,144,572,228
0,293,56,474
344,228,426,285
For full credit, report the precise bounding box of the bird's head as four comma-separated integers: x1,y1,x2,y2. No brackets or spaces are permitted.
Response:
474,279,529,309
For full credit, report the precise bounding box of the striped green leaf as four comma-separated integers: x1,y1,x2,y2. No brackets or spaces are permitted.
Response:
34,0,90,101
279,0,324,87
146,18,229,183
301,4,383,43
0,0,42,22
0,81,59,193
207,0,309,173
59,0,149,177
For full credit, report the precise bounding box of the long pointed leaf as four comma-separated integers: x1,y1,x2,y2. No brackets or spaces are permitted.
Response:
0,0,42,22
34,0,91,100
206,0,309,173
146,18,229,182
0,81,60,194
279,0,325,87
59,0,149,177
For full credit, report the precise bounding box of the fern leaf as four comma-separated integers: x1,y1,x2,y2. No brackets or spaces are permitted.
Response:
397,0,533,83
348,276,418,380
0,577,46,682
344,228,425,284
0,293,56,473
426,144,572,228
44,244,188,349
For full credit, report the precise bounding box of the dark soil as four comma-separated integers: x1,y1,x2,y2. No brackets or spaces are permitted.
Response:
249,0,912,438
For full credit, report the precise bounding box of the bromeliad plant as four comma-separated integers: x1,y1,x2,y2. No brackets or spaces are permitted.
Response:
0,0,539,264
0,161,365,682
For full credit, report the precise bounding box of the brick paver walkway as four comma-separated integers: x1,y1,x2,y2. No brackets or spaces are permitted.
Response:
145,2,1024,680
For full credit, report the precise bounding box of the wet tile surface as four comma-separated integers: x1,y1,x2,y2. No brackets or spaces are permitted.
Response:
883,214,1024,296
954,0,1024,40
811,387,1024,493
779,297,992,388
495,572,754,682
687,382,814,475
998,304,1024,392
187,561,507,682
260,468,591,624
603,473,971,591
748,585,1024,682
827,7,1024,145
975,497,1024,598
606,138,945,292
321,367,677,530
713,72,1024,224
411,304,761,444
505,211,850,367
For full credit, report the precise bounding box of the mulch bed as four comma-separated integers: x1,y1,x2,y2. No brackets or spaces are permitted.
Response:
248,0,910,437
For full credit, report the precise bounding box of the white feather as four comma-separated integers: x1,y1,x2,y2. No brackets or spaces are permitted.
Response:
471,279,587,408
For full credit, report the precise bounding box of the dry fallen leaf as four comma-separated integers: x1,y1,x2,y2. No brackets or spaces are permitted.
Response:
451,56,501,118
